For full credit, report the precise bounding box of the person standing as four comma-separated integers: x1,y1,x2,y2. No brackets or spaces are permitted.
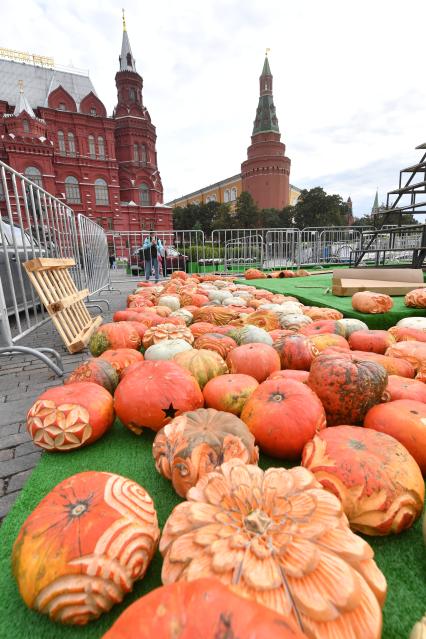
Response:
141,235,163,282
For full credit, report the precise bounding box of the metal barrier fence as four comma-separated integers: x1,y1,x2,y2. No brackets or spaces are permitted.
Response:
0,161,110,376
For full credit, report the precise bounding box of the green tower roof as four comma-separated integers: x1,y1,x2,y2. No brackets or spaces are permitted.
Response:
252,56,279,136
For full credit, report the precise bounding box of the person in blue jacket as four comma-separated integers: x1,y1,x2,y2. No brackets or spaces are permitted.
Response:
140,235,164,282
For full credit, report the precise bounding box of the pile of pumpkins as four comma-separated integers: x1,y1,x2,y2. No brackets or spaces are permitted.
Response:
12,270,426,639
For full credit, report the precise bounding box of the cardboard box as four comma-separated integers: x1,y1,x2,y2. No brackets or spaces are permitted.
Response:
332,268,425,296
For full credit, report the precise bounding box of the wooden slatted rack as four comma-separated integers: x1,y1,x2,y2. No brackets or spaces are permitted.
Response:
23,258,102,353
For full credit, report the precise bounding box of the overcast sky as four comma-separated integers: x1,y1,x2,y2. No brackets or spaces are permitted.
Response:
3,0,426,217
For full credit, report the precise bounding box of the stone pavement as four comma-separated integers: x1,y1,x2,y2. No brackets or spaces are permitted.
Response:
0,271,139,523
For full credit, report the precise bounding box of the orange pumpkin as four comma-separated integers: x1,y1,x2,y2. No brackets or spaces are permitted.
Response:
302,426,424,535
241,378,326,458
190,321,218,338
244,268,266,279
114,360,204,434
101,578,308,639
388,326,426,342
27,382,114,451
300,319,346,337
153,408,259,497
65,358,119,394
266,369,309,383
308,352,388,426
274,334,318,370
364,399,426,473
386,375,426,403
349,330,396,354
99,348,144,378
203,373,259,415
385,341,426,373
324,348,416,379
309,332,349,353
89,322,141,356
303,306,343,320
405,288,426,308
194,333,237,359
193,307,240,325
160,459,386,638
352,291,393,314
226,343,280,383
173,348,228,389
12,471,159,624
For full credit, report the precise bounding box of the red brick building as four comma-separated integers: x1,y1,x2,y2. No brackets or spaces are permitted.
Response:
0,16,172,233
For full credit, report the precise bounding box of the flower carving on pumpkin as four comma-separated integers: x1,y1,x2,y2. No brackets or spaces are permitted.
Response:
160,459,386,639
27,400,92,450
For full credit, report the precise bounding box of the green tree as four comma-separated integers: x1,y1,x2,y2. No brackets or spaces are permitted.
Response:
293,187,348,229
352,211,418,228
211,203,235,231
173,201,226,235
234,191,260,228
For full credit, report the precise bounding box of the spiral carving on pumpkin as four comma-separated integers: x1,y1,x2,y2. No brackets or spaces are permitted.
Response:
160,459,386,639
13,472,160,625
27,400,92,450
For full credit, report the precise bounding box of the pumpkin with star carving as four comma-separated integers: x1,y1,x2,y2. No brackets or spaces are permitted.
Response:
12,471,159,625
114,360,204,434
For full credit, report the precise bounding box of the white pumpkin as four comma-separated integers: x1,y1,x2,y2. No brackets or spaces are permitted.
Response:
158,295,180,312
222,297,247,307
170,309,193,326
238,325,273,345
336,318,369,338
277,301,304,316
144,339,193,361
397,317,426,331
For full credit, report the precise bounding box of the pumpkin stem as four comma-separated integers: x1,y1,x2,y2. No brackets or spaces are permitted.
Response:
244,509,271,534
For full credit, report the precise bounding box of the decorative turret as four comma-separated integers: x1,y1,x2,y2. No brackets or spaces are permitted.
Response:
241,53,291,210
119,10,137,72
3,81,47,138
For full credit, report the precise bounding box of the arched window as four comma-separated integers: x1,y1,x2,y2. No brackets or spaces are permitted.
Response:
65,176,81,204
231,187,237,201
58,130,66,155
129,88,136,102
126,53,132,67
139,183,150,205
98,136,105,160
95,178,109,205
224,189,230,203
90,107,97,116
133,143,139,162
88,135,96,159
25,166,43,188
68,132,76,157
140,144,147,164
58,102,66,111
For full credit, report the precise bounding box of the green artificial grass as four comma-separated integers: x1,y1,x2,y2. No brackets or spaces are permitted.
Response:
238,274,426,329
0,420,425,639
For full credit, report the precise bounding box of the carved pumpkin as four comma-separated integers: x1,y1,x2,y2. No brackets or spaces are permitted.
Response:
190,321,217,338
300,319,346,337
388,326,426,343
142,323,194,349
302,426,424,535
153,408,258,497
241,378,326,458
27,382,114,451
144,339,194,361
243,310,281,331
308,353,388,426
386,374,426,403
192,307,240,325
65,358,119,394
99,348,144,378
194,333,237,359
226,343,281,383
336,318,369,338
405,288,426,308
179,292,209,307
274,334,319,370
170,270,188,280
385,341,426,374
170,309,193,326
89,322,141,356
309,332,349,353
303,306,343,320
173,348,228,389
352,291,393,314
160,459,386,638
364,399,426,473
267,369,309,383
245,268,266,279
114,360,204,434
150,305,173,317
101,578,308,639
279,314,313,331
349,330,396,354
203,373,259,415
12,471,159,624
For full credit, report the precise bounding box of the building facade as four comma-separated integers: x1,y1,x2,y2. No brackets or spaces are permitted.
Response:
167,55,300,212
0,17,172,234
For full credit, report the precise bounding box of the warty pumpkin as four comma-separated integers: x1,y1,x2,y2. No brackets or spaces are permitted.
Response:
101,578,308,639
114,360,204,434
240,377,326,458
12,471,159,624
302,426,424,535
160,459,386,639
153,408,258,497
273,334,319,370
65,358,119,394
27,382,114,451
308,352,388,426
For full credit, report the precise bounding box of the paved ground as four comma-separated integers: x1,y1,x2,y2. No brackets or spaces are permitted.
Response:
0,271,138,523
